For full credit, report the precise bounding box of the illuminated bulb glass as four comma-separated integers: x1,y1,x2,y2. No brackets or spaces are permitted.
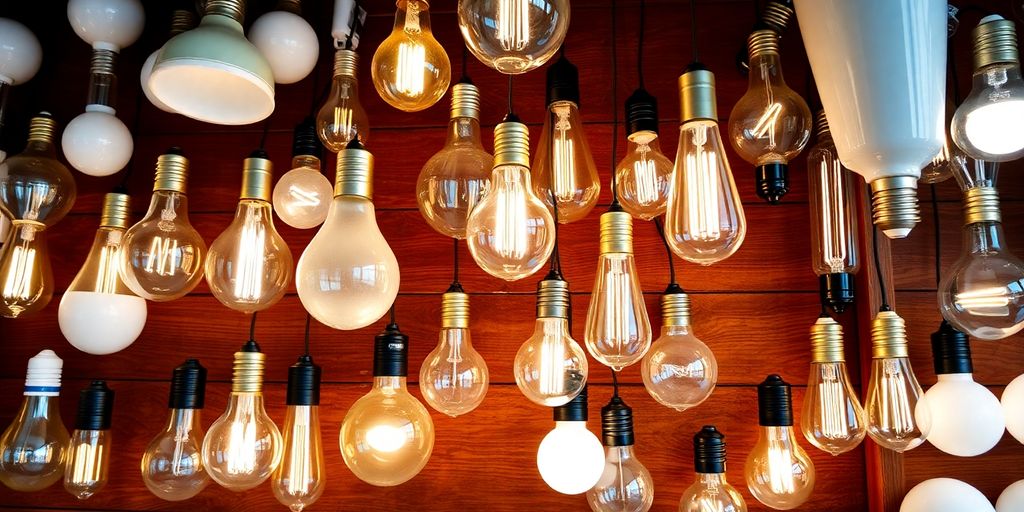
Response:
457,0,569,74
63,381,114,500
316,49,369,151
679,426,747,512
537,388,605,495
616,129,672,220
641,290,717,412
744,376,815,511
800,317,866,456
273,121,331,230
419,289,489,417
272,356,325,512
864,310,931,452
586,397,654,512
1,221,52,318
371,0,450,112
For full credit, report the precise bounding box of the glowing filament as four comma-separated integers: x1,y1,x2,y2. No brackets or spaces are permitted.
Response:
69,441,103,485
332,83,355,142
227,395,259,475
494,170,528,260
552,105,576,201
819,159,848,273
285,408,313,495
144,236,180,277
955,287,1013,316
602,257,632,356
396,42,426,97
2,245,36,301
633,143,659,206
880,359,916,438
817,364,850,439
233,208,267,302
366,424,407,453
684,126,721,241
497,0,530,51
751,102,782,150
766,434,795,494
96,231,123,294
539,322,566,397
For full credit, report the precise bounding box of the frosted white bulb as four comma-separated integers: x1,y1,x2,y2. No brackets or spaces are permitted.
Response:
60,292,146,354
924,374,1005,457
67,0,145,51
140,51,175,113
900,478,995,512
0,18,42,85
249,11,319,85
1002,373,1024,444
272,166,332,230
62,106,134,177
997,480,1024,512
537,422,605,495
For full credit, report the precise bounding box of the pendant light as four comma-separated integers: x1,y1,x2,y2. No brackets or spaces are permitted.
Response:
0,17,42,161
63,380,115,500
679,426,747,510
249,0,319,85
140,10,196,113
458,0,569,74
586,391,655,511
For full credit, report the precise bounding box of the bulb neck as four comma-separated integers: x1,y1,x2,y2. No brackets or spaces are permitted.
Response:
600,396,634,447
373,375,407,391
871,310,909,359
205,0,245,23
661,291,691,327
240,150,273,202
450,81,481,120
810,316,845,364
973,15,1019,70
962,186,1001,225
819,273,855,314
869,176,920,238
441,290,470,329
87,49,118,108
26,113,57,145
757,374,792,427
599,211,633,254
287,355,322,406
931,321,973,375
373,323,409,377
962,222,1006,254
693,425,727,474
231,342,266,394
493,118,531,168
75,380,114,431
679,66,718,122
154,149,189,193
99,193,131,229
536,277,571,319
291,155,321,170
334,140,374,199
168,359,207,409
625,88,659,135
167,408,200,430
333,48,358,79
553,385,588,422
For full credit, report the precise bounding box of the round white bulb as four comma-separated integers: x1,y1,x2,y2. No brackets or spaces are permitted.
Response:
62,106,134,176
536,422,605,495
963,101,1024,156
998,480,1024,512
1002,373,1024,445
272,167,333,229
924,373,1005,457
67,0,145,51
58,291,147,355
900,478,994,512
140,50,175,113
248,11,319,85
0,18,42,85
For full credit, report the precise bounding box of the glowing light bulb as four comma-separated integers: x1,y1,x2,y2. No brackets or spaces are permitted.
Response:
800,316,866,456
744,375,815,511
616,89,672,220
140,10,195,113
419,287,489,417
537,386,605,495
274,119,332,230
249,0,319,85
316,49,369,151
59,193,146,355
641,288,717,412
371,0,450,112
63,381,114,500
586,396,654,511
679,426,747,512
1004,373,1024,445
864,310,931,452
272,355,325,512
457,0,569,74
900,478,996,512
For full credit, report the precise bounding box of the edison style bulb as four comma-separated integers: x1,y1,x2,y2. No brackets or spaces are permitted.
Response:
586,396,654,512
420,287,489,417
666,67,746,265
800,316,866,456
296,140,400,331
514,274,588,406
316,49,369,151
272,355,326,512
119,149,206,301
341,322,435,487
457,0,569,74
59,193,147,355
616,89,673,220
370,0,450,112
641,289,717,411
417,81,493,239
537,387,605,495
466,116,554,281
864,310,931,452
64,381,114,500
141,359,209,501
680,426,747,512
273,119,332,229
744,375,815,511
202,341,283,491
0,350,70,492
206,151,292,313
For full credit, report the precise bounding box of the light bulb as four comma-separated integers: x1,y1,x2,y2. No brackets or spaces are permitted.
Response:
923,321,1005,457
532,56,600,224
457,0,569,74
537,386,605,495
1004,372,1024,445
800,316,866,456
419,287,489,417
665,67,746,265
900,478,996,512
466,116,555,281
141,359,210,501
59,193,147,355
938,158,1024,340
514,273,588,406
744,375,815,511
679,426,747,512
586,396,654,512
118,149,206,302
67,0,145,53
951,16,1024,162
416,81,493,239
140,10,195,113
641,288,717,412
864,310,931,452
317,49,369,151
0,114,76,318
340,322,434,487
0,18,42,86
63,380,114,500
206,151,292,313
807,112,861,314
274,119,332,230
585,210,651,371
0,350,69,492
202,341,282,491
997,480,1024,512
615,89,673,220
272,355,326,512
296,140,400,330
249,0,319,85
370,0,450,112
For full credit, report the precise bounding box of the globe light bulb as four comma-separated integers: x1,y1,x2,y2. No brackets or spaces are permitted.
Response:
63,381,114,500
457,0,569,74
864,310,931,452
1003,372,1024,445
665,66,746,265
923,321,1005,457
249,0,319,85
296,140,400,330
141,359,210,502
118,149,206,302
532,56,600,224
340,321,435,487
202,340,283,491
466,116,555,281
67,0,145,53
417,81,493,239
951,16,1024,162
316,49,370,151
537,386,605,495
140,10,196,113
514,272,588,406
997,480,1024,512
370,0,450,112
59,193,147,355
273,119,332,230
800,316,866,456
272,355,326,512
419,286,489,417
744,375,815,511
900,478,996,512
0,18,42,86
206,151,293,313
679,426,747,512
0,350,70,492
586,395,654,512
615,89,673,220
641,287,717,412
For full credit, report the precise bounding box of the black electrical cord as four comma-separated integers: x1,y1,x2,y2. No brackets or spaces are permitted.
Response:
931,184,942,288
637,0,646,89
689,0,700,63
303,313,311,356
461,45,469,82
248,311,259,342
653,217,679,288
451,237,461,287
871,222,891,312
258,115,272,150
507,75,514,114
548,108,563,274
389,302,397,325
610,368,620,397
609,0,620,205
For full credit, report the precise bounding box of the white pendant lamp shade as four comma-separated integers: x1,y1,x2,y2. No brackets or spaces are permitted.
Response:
0,18,42,85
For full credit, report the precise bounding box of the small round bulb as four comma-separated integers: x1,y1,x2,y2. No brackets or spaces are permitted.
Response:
900,478,995,512
537,388,605,495
0,18,42,85
249,9,319,84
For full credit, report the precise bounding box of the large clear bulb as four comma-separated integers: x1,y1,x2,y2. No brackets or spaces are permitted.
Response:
63,381,114,500
419,287,489,417
679,426,747,512
273,119,332,230
370,0,450,112
272,355,326,512
616,90,673,220
586,396,654,512
800,316,866,456
864,310,931,452
641,289,717,412
744,376,815,511
537,387,605,495
457,0,569,74
316,49,369,151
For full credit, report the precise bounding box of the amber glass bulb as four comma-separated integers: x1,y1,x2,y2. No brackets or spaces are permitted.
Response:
371,0,450,112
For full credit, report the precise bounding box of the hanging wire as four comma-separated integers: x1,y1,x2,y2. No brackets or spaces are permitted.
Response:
609,0,620,205
507,75,515,114
610,367,620,397
548,108,563,273
689,0,700,63
461,45,470,81
303,313,311,356
258,115,272,150
637,0,646,89
248,312,259,342
389,302,397,325
451,238,461,287
871,221,891,312
931,184,942,288
653,217,679,288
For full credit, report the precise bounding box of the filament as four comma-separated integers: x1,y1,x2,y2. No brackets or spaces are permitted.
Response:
396,42,426,97
331,82,355,142
97,231,122,294
766,430,795,494
817,364,851,439
494,169,528,260
539,321,566,397
70,439,103,485
2,242,36,302
820,158,848,273
552,105,576,201
684,125,721,241
286,408,313,495
880,359,916,438
232,206,267,302
227,394,258,475
497,0,530,51
602,257,633,357
955,286,1012,316
633,143,659,205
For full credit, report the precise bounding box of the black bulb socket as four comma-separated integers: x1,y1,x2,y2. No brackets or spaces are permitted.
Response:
76,380,114,431
241,339,261,353
931,320,973,375
168,359,207,410
553,384,588,422
373,322,408,377
287,354,322,406
292,117,322,160
601,395,634,447
819,273,855,314
693,425,727,474
755,163,789,204
546,54,580,106
757,374,793,426
625,88,659,136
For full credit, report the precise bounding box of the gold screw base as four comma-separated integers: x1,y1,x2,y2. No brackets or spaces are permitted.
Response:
333,49,358,78
536,278,570,319
810,316,845,363
241,154,273,202
963,187,1001,224
441,291,470,328
871,310,909,359
232,349,266,393
661,292,691,327
335,144,374,199
100,193,131,229
493,119,530,168
599,211,633,254
870,176,920,239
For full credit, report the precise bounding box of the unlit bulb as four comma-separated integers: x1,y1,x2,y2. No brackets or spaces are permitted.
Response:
419,288,489,417
642,289,717,412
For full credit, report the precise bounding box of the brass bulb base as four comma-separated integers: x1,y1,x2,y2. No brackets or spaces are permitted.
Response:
661,292,691,327
963,186,1002,225
441,291,470,329
761,0,794,33
493,119,531,168
154,152,190,193
536,278,570,319
334,143,374,199
973,15,1019,70
450,82,481,120
810,316,845,363
240,154,273,202
169,9,196,35
599,210,633,254
333,49,358,78
27,113,56,144
232,348,266,394
679,68,718,122
90,49,117,76
276,0,302,15
814,110,830,138
205,0,245,22
870,176,920,239
99,193,131,229
747,30,780,59
871,310,909,359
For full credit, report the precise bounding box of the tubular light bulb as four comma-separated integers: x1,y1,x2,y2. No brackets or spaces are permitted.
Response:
0,350,69,492
585,210,652,371
59,193,147,355
141,359,210,501
371,0,450,112
296,140,400,330
680,426,747,512
420,287,489,417
586,396,655,512
900,478,996,512
642,288,717,411
202,341,283,491
466,115,554,281
340,322,435,487
457,0,569,74
206,151,293,313
140,10,195,113
317,49,370,151
0,18,42,86
514,273,588,406
249,0,319,84
63,381,114,500
272,355,326,512
119,149,206,301
417,81,493,239
537,386,605,495
616,89,673,220
665,66,746,265
864,310,931,452
744,375,815,511
532,55,600,224
1004,373,1024,445
273,119,332,229
800,316,866,456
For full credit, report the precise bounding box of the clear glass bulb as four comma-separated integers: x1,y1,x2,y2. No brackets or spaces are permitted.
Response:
586,445,655,511
615,131,673,220
801,361,866,456
920,100,959,184
273,155,333,230
514,313,588,407
370,0,450,112
0,222,51,318
641,292,717,411
457,0,569,74
533,100,600,223
744,426,815,510
317,49,369,151
272,405,325,512
419,290,489,417
537,420,605,495
679,473,747,512
141,409,209,501
64,428,110,500
864,312,931,453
